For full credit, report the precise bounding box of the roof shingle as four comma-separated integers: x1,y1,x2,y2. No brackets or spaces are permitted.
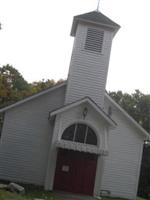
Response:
71,11,120,36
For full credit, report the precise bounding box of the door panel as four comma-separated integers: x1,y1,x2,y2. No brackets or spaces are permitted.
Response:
54,149,97,195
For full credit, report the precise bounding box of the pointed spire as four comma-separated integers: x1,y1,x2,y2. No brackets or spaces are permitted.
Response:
96,0,101,12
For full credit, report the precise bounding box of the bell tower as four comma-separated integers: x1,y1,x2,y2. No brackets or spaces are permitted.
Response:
65,11,120,107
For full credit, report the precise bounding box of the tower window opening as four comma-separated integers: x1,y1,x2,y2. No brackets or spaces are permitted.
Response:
84,28,104,53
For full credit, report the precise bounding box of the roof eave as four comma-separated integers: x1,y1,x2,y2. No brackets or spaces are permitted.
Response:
50,97,116,128
71,18,120,37
0,82,67,113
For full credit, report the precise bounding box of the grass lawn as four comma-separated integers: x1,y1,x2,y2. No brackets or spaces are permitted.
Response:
102,197,146,200
0,188,147,200
0,188,54,200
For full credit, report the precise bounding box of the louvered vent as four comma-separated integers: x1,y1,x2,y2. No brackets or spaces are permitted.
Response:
85,28,104,53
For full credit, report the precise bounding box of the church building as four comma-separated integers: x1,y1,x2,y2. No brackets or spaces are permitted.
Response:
0,10,149,200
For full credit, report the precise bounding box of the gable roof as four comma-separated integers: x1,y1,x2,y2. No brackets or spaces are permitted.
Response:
71,11,120,36
50,97,117,128
0,82,66,113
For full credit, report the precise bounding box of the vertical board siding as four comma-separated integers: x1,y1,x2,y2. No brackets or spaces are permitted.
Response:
0,85,66,185
100,96,144,200
65,23,113,107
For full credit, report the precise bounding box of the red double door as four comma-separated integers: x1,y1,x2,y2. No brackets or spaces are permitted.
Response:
54,149,97,195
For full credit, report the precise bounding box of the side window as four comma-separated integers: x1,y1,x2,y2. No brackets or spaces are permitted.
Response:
0,112,5,138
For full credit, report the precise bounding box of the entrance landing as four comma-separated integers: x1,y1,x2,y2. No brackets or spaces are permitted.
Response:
54,191,100,200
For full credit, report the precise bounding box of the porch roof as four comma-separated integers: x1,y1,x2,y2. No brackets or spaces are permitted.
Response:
50,97,117,128
55,140,108,156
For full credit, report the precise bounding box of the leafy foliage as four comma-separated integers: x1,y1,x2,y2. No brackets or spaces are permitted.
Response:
0,64,30,108
0,64,64,109
109,90,150,133
30,79,64,94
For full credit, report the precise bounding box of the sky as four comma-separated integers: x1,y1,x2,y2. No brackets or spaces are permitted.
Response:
0,0,150,94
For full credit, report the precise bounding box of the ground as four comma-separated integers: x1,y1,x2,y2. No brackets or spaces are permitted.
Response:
0,189,146,200
0,188,54,200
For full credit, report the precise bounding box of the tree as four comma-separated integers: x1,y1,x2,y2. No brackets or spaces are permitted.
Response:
137,95,150,132
30,79,56,94
29,78,64,94
109,90,150,133
0,64,65,109
0,64,30,108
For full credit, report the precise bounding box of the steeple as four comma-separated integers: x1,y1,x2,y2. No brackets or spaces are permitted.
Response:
65,11,120,107
71,11,120,37
96,0,101,11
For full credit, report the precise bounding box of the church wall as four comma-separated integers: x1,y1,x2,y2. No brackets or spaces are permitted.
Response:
65,23,113,107
0,85,66,185
101,96,145,200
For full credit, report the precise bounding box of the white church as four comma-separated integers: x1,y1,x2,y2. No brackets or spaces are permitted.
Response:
0,10,149,200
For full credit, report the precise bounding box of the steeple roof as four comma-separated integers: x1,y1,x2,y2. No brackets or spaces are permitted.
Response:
71,11,120,36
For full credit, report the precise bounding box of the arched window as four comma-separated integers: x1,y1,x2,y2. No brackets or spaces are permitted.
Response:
62,123,97,145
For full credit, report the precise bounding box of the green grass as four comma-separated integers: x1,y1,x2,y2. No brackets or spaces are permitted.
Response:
0,188,54,200
102,197,146,200
25,187,54,200
0,189,147,200
136,197,146,200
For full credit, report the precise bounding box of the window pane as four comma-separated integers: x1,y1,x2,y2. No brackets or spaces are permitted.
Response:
62,125,75,141
75,124,86,143
86,127,97,145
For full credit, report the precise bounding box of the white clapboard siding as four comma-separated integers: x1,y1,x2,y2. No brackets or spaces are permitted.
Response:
101,96,145,200
65,23,113,107
0,85,66,185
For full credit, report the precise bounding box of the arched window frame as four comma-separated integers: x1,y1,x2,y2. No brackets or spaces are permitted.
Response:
61,123,98,146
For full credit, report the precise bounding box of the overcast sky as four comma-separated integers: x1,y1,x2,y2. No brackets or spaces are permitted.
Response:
0,0,150,94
